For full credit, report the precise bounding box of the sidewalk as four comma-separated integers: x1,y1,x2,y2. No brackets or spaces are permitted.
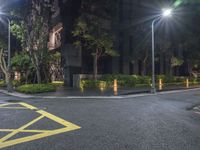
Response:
0,87,150,99
0,85,200,99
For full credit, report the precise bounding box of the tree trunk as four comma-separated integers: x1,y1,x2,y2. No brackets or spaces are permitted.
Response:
93,50,98,80
0,49,8,83
160,52,164,74
141,57,147,76
36,68,41,84
141,62,146,76
187,60,193,77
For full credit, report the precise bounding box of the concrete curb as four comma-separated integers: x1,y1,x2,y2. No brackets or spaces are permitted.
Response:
0,88,200,99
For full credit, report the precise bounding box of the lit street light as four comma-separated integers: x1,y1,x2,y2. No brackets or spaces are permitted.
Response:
151,8,173,94
0,13,12,92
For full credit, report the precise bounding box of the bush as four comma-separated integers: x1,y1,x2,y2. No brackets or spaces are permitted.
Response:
80,74,151,89
0,80,6,87
80,80,107,89
16,84,56,94
156,75,187,83
51,81,64,87
101,74,150,87
13,80,21,87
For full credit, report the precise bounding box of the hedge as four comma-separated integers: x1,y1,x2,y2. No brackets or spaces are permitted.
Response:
0,80,21,88
16,84,56,94
80,75,151,89
80,74,200,89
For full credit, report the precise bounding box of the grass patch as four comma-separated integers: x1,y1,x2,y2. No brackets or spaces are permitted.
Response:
16,84,56,94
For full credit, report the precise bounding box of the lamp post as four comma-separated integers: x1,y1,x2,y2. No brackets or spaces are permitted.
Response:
151,8,172,94
6,17,12,92
0,14,12,92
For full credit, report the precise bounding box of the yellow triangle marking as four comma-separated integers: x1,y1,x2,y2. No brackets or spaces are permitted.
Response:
0,115,44,143
0,107,29,109
0,103,30,110
0,103,17,107
0,129,52,133
19,103,38,110
0,102,81,149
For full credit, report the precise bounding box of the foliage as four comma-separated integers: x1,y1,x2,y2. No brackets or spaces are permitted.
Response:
72,1,118,79
11,0,54,84
81,75,151,89
11,52,33,72
11,52,34,84
0,80,6,87
73,16,118,57
80,80,106,89
16,84,56,94
171,56,184,67
10,21,26,48
0,34,8,82
101,74,151,87
156,75,187,83
51,81,64,87
0,80,21,88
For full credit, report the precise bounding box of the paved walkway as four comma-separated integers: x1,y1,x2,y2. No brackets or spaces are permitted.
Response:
1,86,200,99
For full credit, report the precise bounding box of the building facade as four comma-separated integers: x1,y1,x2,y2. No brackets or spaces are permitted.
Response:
49,0,189,86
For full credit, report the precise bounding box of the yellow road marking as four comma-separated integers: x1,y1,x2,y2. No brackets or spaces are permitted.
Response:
0,103,17,107
0,115,44,143
36,110,80,129
0,127,79,149
19,103,38,110
0,129,52,133
0,102,81,149
0,107,28,109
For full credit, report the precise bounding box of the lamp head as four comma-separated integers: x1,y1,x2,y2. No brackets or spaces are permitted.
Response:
162,8,172,17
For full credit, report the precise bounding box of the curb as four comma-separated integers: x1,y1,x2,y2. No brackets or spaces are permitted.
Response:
0,88,200,99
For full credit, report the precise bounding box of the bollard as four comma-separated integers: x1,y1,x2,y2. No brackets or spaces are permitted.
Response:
113,79,118,95
159,79,163,90
186,78,189,88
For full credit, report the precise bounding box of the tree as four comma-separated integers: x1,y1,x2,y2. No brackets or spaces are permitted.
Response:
10,0,53,83
11,52,34,83
0,36,8,82
72,15,118,80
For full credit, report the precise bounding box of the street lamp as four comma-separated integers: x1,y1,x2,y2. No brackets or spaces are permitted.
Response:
0,13,12,92
151,8,172,94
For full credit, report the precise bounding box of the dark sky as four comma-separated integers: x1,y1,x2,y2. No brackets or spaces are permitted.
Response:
0,0,23,12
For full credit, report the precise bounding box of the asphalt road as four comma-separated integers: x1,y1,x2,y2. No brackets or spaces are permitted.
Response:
0,89,200,150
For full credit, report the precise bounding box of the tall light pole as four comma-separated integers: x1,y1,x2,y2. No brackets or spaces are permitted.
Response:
151,8,172,94
7,17,12,92
0,13,12,92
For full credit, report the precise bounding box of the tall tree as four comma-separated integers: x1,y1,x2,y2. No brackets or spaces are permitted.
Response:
11,0,53,83
73,16,118,80
72,0,118,80
0,35,8,83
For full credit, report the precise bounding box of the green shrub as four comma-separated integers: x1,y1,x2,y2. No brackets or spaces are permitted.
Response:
80,80,106,89
80,74,151,89
156,75,187,83
0,80,6,87
51,81,64,87
16,84,56,94
13,80,21,87
101,74,150,87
